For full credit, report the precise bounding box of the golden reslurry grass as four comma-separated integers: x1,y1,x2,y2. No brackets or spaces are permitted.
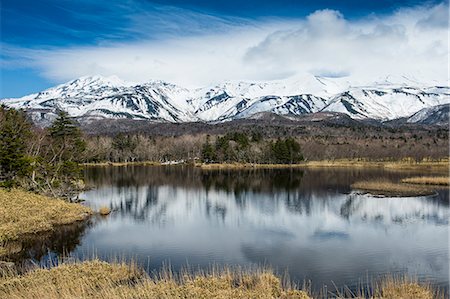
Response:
0,189,92,256
0,260,311,299
0,260,444,299
0,259,445,299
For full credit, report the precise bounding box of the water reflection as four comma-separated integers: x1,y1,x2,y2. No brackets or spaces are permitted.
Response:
7,220,91,270
77,166,449,291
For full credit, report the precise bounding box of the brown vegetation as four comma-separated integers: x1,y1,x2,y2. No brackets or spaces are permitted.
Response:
81,118,449,163
0,189,91,256
401,176,449,186
351,179,435,197
197,160,449,171
99,206,111,216
0,260,442,299
380,277,435,299
0,260,310,299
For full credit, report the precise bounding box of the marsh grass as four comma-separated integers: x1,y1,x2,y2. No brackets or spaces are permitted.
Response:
0,260,443,299
351,179,434,197
401,176,449,186
377,277,435,299
82,159,449,171
197,160,449,171
83,161,162,167
0,189,92,256
0,260,311,299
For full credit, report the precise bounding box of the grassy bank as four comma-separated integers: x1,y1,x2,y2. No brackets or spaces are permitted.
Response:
0,260,440,299
351,179,435,197
83,161,162,167
83,159,449,170
197,160,449,171
0,260,309,299
401,176,449,186
0,189,92,256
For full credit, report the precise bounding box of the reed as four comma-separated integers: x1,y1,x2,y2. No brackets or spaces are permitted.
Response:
0,260,310,299
0,260,443,299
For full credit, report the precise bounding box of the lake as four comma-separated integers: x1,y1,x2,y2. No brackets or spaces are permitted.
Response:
24,166,450,293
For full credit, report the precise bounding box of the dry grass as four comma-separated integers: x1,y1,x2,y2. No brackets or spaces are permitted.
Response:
82,159,449,171
197,163,307,170
0,260,311,299
99,206,111,216
351,179,435,197
83,161,161,167
0,189,92,256
0,260,442,299
376,277,436,299
383,159,448,170
197,160,449,171
401,176,449,186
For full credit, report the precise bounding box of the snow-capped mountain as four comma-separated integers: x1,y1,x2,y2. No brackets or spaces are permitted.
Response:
323,86,450,120
406,104,449,126
2,75,449,125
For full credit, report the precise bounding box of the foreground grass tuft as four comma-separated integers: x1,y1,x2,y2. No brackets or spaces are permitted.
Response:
351,179,434,197
0,260,442,299
0,260,311,299
379,277,435,299
0,189,92,256
401,176,449,186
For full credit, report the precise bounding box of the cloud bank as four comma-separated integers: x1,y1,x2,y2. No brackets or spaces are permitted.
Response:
3,2,448,87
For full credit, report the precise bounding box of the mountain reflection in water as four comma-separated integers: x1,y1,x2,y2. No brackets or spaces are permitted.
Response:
60,166,450,291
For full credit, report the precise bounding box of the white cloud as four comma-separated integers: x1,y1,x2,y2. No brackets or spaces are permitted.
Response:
4,2,449,87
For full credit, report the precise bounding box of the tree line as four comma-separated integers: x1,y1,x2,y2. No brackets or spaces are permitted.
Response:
0,106,85,199
1,106,447,198
202,132,303,164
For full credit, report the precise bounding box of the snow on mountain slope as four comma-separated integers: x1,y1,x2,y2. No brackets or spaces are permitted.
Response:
2,74,449,124
406,104,449,126
322,85,450,120
3,76,195,124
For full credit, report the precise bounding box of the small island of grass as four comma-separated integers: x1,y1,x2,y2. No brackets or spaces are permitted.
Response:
0,189,92,256
351,179,435,197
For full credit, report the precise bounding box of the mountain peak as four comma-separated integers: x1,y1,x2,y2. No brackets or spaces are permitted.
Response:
67,75,132,88
1,75,449,126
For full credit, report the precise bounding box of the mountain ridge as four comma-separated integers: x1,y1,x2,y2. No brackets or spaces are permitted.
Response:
2,74,449,126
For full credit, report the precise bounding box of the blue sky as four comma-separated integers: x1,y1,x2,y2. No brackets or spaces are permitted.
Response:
1,0,447,97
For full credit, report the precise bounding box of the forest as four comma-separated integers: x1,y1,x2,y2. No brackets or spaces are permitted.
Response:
0,106,85,198
1,106,448,198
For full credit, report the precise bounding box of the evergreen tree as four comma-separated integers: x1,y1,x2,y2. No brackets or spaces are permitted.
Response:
271,137,303,164
201,135,216,163
0,106,32,187
49,111,86,162
44,111,86,197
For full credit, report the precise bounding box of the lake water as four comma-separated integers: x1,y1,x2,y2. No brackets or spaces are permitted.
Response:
24,166,450,293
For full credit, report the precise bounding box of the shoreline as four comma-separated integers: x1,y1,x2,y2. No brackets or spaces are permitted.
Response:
0,189,92,257
82,159,449,171
351,179,438,197
0,259,442,299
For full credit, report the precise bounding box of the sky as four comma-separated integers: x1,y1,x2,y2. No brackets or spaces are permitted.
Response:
1,0,448,97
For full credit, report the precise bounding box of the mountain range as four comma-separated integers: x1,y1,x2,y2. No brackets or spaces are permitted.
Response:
2,74,449,126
